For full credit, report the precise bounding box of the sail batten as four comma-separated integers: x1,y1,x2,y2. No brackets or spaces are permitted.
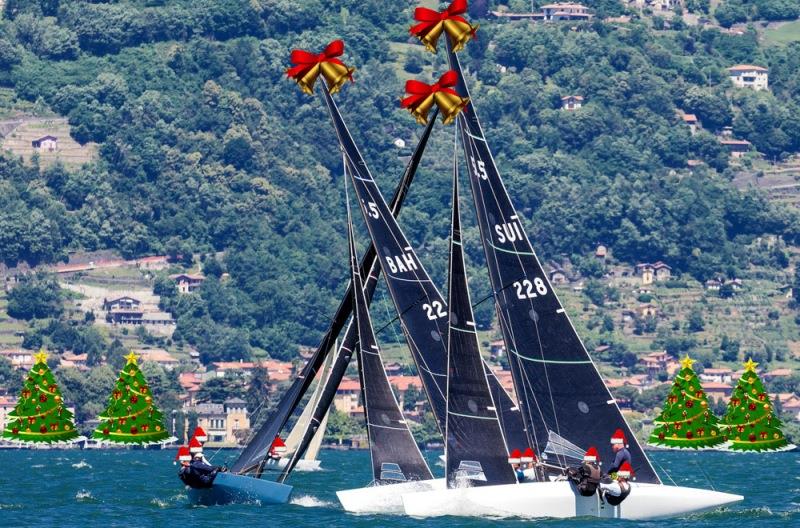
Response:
446,42,660,484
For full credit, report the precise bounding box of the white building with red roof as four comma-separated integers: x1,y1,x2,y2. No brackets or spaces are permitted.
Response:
728,65,769,91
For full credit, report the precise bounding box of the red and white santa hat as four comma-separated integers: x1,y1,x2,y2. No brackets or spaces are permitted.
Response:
270,435,287,454
583,446,599,463
521,448,536,463
189,436,203,453
193,426,208,443
507,449,522,464
617,461,634,479
610,428,628,447
175,445,191,462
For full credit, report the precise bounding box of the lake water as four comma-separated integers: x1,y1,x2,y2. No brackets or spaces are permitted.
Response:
0,448,797,527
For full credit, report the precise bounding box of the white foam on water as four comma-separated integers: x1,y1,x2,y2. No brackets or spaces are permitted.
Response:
31,464,45,468
290,495,335,508
75,490,94,501
150,498,171,508
72,460,92,469
0,504,22,510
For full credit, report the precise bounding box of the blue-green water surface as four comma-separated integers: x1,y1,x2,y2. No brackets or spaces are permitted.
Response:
0,448,797,527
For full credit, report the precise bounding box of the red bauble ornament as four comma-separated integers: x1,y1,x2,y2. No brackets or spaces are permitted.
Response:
130,395,138,404
39,394,48,403
748,433,756,442
11,427,19,435
686,400,694,408
130,426,138,435
686,431,694,439
39,425,47,434
658,432,665,440
102,428,110,436
748,403,756,411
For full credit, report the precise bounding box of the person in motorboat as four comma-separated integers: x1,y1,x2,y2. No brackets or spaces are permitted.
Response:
567,446,602,497
598,461,633,505
607,429,631,476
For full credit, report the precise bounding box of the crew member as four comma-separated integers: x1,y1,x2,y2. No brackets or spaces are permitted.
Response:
507,449,524,481
187,452,219,488
176,446,193,485
568,446,602,497
520,448,539,482
607,428,631,475
189,436,210,464
599,461,633,505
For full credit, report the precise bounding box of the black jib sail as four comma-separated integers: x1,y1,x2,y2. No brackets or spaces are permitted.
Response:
321,86,527,453
277,115,438,482
232,96,437,478
444,156,517,488
446,43,660,484
346,189,433,484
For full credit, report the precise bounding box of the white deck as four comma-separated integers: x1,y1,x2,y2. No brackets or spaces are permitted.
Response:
337,478,446,513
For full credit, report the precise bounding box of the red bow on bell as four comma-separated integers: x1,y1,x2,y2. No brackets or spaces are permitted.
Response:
410,0,478,53
286,40,355,95
401,70,469,125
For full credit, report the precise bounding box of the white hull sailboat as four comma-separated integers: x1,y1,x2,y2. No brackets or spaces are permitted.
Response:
401,480,743,520
337,478,445,514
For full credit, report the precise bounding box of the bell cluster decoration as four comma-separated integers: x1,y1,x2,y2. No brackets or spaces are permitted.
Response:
401,71,469,125
410,0,478,53
286,40,355,95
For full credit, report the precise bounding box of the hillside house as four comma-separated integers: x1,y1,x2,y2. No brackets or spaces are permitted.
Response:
641,351,670,378
489,339,506,359
635,303,658,318
728,65,769,91
635,262,671,285
595,245,607,261
772,393,800,419
191,398,249,446
0,348,34,370
0,395,19,432
135,348,179,370
681,114,699,135
763,368,793,382
31,135,58,152
699,368,733,384
702,381,733,402
103,296,144,324
561,95,583,110
171,273,205,294
335,377,364,417
720,139,753,159
549,267,568,284
541,3,592,20
60,352,89,370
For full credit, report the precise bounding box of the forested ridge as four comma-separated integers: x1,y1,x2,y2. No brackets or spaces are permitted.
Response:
2,0,800,360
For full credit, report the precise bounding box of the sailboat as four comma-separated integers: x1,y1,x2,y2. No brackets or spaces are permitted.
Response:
397,34,743,521
262,353,332,472
335,181,439,512
320,83,528,513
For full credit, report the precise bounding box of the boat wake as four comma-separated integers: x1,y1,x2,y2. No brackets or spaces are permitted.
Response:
72,460,92,469
290,495,335,508
75,490,96,502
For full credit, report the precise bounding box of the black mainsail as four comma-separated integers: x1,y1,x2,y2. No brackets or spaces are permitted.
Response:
444,155,517,487
232,96,437,477
321,86,528,453
347,191,433,484
446,43,660,484
277,115,438,482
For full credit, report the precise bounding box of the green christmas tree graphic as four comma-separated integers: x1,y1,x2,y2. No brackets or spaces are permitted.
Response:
92,352,170,444
721,358,793,452
648,355,726,449
2,350,79,444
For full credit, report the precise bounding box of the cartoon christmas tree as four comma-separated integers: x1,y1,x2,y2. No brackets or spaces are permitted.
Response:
1,350,79,444
721,358,794,452
92,351,170,444
647,356,726,449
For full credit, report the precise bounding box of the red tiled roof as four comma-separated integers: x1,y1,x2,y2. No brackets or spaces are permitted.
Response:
728,64,768,72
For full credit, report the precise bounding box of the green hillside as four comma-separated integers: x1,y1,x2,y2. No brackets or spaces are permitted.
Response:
1,0,800,372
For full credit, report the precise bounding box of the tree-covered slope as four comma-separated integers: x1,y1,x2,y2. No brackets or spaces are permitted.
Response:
2,0,800,360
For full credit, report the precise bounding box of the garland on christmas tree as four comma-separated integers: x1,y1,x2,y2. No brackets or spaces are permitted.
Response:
1,350,79,444
721,358,794,452
92,352,170,444
647,356,726,449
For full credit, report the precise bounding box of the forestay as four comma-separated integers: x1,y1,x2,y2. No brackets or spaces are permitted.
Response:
445,42,660,484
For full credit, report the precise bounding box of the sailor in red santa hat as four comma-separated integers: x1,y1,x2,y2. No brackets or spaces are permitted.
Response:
606,428,631,476
598,461,633,505
567,446,603,497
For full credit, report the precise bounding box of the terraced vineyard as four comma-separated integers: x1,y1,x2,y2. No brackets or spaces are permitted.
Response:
1,118,97,169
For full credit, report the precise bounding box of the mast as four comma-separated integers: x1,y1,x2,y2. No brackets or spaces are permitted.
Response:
444,142,517,488
322,85,528,453
346,180,433,484
445,41,660,484
276,102,438,482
